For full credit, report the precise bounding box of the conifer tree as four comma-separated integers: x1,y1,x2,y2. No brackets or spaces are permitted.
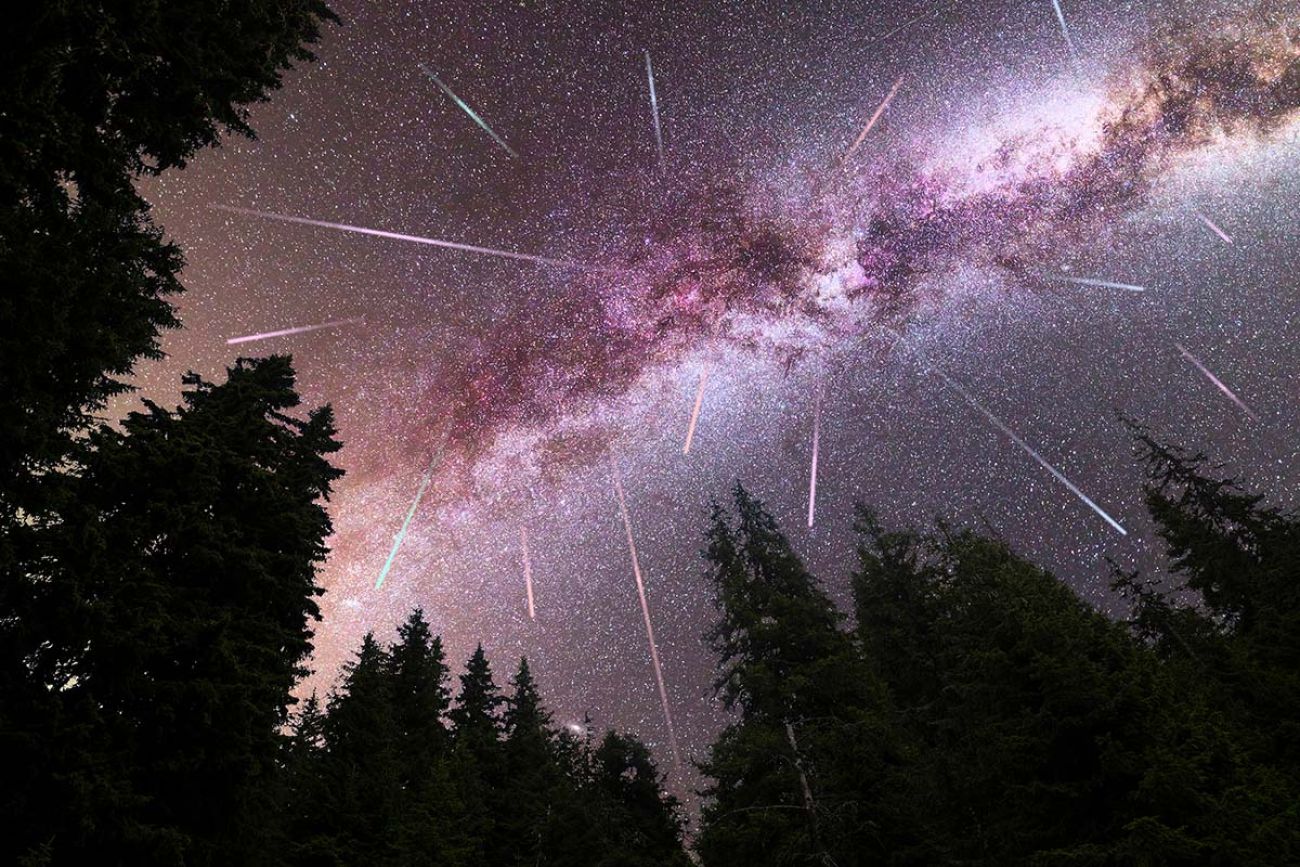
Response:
449,645,505,866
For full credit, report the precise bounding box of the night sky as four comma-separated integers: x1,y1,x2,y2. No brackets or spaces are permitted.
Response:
132,0,1300,789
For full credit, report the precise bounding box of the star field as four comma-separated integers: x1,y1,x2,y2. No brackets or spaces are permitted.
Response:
133,0,1300,792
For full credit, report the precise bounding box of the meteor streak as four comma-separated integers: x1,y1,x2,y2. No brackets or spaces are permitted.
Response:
521,526,536,620
1193,209,1234,245
612,460,683,772
1054,276,1146,292
889,331,1127,536
376,441,448,589
1175,342,1260,421
844,76,904,162
212,205,587,269
1050,0,1083,71
418,63,519,158
226,317,364,345
807,376,823,529
683,370,708,454
644,51,665,167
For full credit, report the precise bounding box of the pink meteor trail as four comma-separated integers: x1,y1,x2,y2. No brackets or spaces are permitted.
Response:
807,377,823,529
1175,342,1260,422
211,205,588,269
520,526,536,620
1194,209,1234,245
844,76,904,162
226,317,363,345
683,370,708,454
611,461,683,772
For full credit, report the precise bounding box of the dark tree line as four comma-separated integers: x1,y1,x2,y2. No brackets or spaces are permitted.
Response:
282,614,690,867
695,447,1300,866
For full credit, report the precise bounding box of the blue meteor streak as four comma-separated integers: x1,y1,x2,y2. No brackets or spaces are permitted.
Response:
419,63,519,158
375,447,445,590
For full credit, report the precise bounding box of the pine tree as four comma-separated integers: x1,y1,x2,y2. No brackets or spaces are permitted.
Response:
321,634,402,867
498,658,560,866
14,356,341,866
449,645,505,866
386,610,462,867
697,485,893,867
591,732,692,867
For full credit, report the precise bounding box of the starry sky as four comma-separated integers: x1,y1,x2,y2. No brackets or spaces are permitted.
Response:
134,0,1300,790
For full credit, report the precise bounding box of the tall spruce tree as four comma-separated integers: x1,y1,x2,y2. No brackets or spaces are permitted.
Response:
501,657,559,866
591,732,692,867
449,645,506,866
11,356,341,866
697,485,893,867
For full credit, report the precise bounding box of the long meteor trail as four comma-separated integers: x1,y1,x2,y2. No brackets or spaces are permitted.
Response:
644,51,665,166
844,76,904,162
1193,209,1234,245
1054,276,1146,292
520,526,536,620
1050,0,1083,72
1175,342,1260,421
807,377,823,529
889,330,1127,536
375,443,447,590
683,370,708,454
612,461,683,772
226,317,364,345
418,63,519,158
212,206,586,269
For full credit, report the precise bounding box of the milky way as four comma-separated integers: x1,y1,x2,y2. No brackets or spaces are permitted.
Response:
136,0,1300,793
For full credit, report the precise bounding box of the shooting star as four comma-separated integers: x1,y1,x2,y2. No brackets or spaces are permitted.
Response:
683,370,708,454
418,63,519,158
1053,276,1146,292
376,441,448,590
1193,209,1234,245
612,460,683,772
1175,342,1260,422
226,317,364,345
520,526,536,620
844,76,904,163
807,376,824,529
212,205,587,269
1050,0,1083,72
889,331,1127,536
645,51,665,166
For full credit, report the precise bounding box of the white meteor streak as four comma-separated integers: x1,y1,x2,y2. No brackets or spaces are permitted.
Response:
612,460,683,771
1055,276,1146,292
645,51,665,167
1050,0,1083,71
683,370,708,454
844,76,904,162
418,63,519,158
887,330,1127,536
375,447,446,590
807,378,823,529
521,526,536,620
1175,343,1260,422
1193,209,1234,245
226,317,363,345
211,205,588,269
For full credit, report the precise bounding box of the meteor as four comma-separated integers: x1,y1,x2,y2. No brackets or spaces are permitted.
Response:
376,440,449,589
683,370,708,454
1193,209,1234,245
521,526,536,620
612,460,683,772
889,330,1128,536
1175,342,1260,422
1053,276,1146,292
418,63,519,158
1050,0,1083,71
212,205,587,269
844,76,904,162
645,51,665,167
226,317,363,345
807,377,824,529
